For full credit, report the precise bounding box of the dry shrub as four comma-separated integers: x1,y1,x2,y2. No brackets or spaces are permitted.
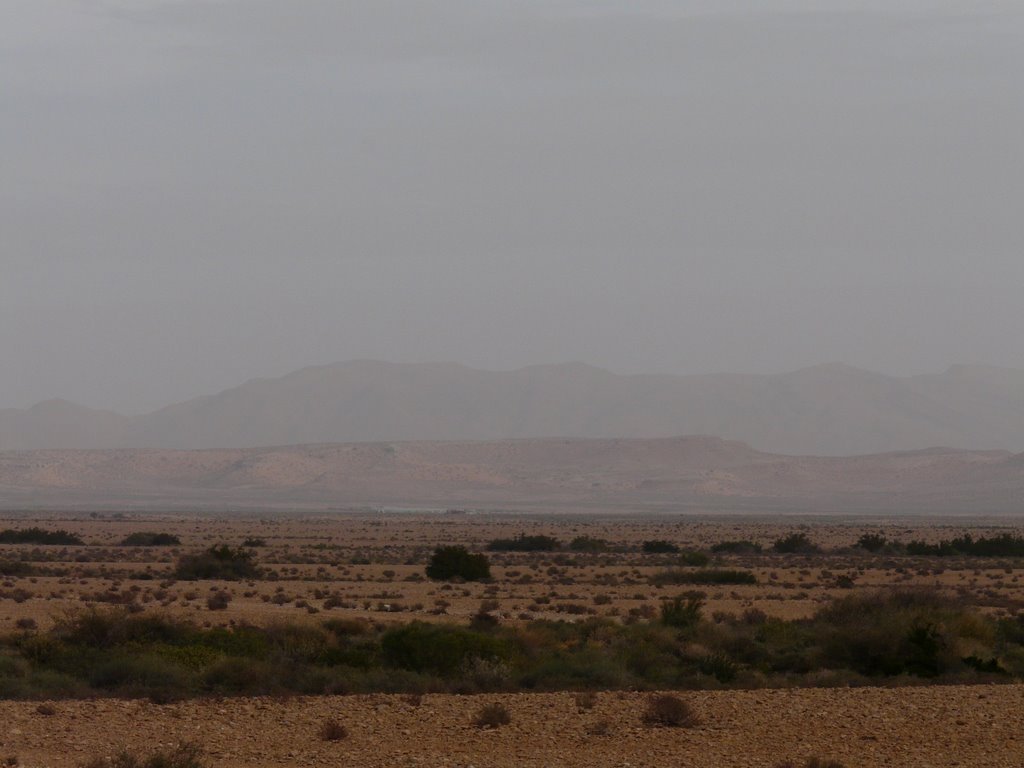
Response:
34,703,56,717
473,702,512,728
641,694,701,728
574,691,598,711
586,718,613,737
318,719,348,742
80,742,203,768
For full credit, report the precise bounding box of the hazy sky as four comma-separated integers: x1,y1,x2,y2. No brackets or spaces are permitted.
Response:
3,0,1022,413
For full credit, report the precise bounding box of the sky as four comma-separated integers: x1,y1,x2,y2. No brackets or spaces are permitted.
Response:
2,0,1022,413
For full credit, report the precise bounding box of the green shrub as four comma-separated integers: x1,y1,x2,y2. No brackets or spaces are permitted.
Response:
569,536,609,553
679,551,710,567
0,528,83,545
813,589,960,677
772,533,819,554
660,594,704,628
425,546,490,581
381,622,507,674
0,561,33,577
906,534,1024,557
855,532,888,552
174,546,258,580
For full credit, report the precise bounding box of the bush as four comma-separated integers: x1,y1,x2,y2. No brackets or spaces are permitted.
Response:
425,546,490,581
486,534,560,552
906,534,1024,557
772,533,820,554
569,536,609,553
642,540,680,554
0,561,34,577
381,622,508,674
121,533,181,547
81,743,204,768
318,719,348,742
473,702,511,728
813,589,959,677
641,694,700,728
174,546,258,580
855,533,888,553
206,592,231,611
679,551,710,567
0,528,83,545
242,538,266,548
660,594,704,628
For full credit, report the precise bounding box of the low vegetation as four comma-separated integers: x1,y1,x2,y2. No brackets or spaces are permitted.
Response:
904,533,1024,557
82,743,204,768
772,533,820,554
641,694,701,728
1,587,1021,701
425,546,491,581
473,702,512,728
174,546,258,581
0,528,83,546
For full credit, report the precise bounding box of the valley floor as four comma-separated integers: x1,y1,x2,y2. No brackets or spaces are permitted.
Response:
2,685,1021,768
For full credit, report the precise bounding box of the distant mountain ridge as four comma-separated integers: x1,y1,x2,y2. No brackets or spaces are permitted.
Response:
2,360,1024,455
1,437,1021,513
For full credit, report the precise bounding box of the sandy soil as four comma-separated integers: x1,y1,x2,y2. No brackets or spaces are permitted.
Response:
3,514,1024,767
2,686,1022,767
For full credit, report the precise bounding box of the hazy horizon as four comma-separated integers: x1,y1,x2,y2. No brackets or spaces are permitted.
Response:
5,357,1024,415
4,0,1022,413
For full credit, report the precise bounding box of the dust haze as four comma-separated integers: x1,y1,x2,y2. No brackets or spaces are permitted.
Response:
3,0,1023,413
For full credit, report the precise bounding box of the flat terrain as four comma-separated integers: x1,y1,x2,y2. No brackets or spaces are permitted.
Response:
3,513,1024,631
1,437,1024,513
2,685,1023,767
2,513,1024,768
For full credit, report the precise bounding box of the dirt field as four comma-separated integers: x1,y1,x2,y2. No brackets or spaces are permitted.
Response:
3,513,1024,632
2,512,1024,767
2,686,1022,767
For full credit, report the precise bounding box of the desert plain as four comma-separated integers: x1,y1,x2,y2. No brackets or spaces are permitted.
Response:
1,511,1023,767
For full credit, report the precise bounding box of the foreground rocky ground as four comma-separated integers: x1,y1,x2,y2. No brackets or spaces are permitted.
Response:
2,685,1021,768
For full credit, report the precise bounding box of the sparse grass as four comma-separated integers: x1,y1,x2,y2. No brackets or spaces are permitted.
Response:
80,743,204,768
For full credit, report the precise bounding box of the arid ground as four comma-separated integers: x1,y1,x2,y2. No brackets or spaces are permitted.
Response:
2,512,1024,767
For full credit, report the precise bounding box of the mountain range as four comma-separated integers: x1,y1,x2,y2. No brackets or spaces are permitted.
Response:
2,360,1024,456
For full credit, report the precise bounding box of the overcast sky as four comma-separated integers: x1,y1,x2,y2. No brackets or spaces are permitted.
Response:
2,0,1022,413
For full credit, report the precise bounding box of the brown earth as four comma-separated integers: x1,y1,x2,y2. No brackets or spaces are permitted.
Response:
3,514,1024,768
1,686,1022,767
1,437,1023,513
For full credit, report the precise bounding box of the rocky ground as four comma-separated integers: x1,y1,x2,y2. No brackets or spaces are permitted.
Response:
2,685,1022,768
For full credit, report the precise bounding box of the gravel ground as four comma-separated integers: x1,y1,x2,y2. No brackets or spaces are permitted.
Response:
2,685,1022,767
